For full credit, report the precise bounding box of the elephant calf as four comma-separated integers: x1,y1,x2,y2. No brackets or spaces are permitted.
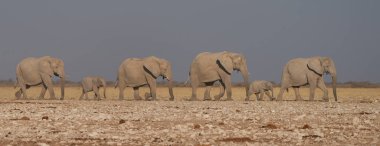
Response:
79,76,107,100
247,80,274,101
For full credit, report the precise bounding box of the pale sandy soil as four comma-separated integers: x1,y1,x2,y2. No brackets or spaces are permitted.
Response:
0,87,379,145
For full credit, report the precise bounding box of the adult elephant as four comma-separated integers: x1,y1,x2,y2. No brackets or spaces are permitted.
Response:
277,56,337,101
115,56,174,101
188,51,250,101
15,56,65,100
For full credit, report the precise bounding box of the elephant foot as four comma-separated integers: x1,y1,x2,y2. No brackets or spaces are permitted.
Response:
295,97,303,101
244,98,250,101
18,97,27,100
15,91,22,99
203,97,212,101
144,93,151,98
169,97,174,101
118,97,124,101
214,96,223,101
134,96,143,100
145,97,156,101
186,97,198,101
135,98,143,101
224,98,233,101
48,97,56,100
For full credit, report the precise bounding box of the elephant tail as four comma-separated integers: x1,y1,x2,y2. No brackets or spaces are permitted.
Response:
184,77,190,85
15,65,21,89
14,80,18,89
114,78,118,88
184,72,191,85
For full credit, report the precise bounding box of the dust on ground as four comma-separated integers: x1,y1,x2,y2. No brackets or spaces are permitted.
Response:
0,99,379,145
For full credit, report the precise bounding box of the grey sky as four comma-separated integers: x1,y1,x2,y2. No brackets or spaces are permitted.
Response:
0,1,379,83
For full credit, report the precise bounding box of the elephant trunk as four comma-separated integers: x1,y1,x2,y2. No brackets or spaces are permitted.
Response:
271,88,274,99
332,75,337,101
241,66,250,98
60,77,65,100
103,81,107,99
168,79,174,101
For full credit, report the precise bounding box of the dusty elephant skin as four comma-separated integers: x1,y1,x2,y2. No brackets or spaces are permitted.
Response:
278,56,337,102
188,51,250,101
0,100,379,145
247,80,275,101
79,76,107,101
115,56,174,101
15,56,65,100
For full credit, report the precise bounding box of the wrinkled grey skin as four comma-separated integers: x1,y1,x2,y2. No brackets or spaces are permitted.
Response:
277,56,337,101
15,56,65,100
115,56,174,101
188,51,250,101
79,76,107,100
247,80,274,101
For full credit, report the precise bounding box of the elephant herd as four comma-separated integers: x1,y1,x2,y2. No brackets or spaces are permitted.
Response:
13,51,338,102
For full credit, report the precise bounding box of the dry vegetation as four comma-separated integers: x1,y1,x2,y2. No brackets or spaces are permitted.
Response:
1,86,380,102
0,86,379,145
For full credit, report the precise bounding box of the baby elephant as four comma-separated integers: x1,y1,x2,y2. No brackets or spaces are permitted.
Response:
246,80,274,101
79,76,107,100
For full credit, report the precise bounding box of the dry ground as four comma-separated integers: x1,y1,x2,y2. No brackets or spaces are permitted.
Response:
0,86,379,145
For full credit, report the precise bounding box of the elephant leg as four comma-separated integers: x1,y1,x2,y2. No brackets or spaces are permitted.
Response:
93,86,101,101
292,87,302,101
203,82,213,101
38,84,47,100
277,84,288,101
133,87,143,100
309,82,317,101
254,93,260,101
15,77,28,99
214,80,225,101
221,76,232,101
18,83,28,100
317,79,329,102
15,89,22,100
79,89,85,100
265,91,272,101
84,92,89,100
189,77,199,101
259,92,265,101
118,81,126,100
40,75,56,100
146,77,157,101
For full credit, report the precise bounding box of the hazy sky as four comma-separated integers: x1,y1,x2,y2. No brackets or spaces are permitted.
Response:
0,1,379,83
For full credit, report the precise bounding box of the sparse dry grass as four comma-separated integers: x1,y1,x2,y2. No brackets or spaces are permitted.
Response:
1,86,379,102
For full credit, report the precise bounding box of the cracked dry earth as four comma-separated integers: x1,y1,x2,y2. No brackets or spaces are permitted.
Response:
0,100,379,145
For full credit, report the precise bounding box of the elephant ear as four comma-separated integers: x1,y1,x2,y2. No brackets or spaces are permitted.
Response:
39,57,54,77
143,59,160,78
307,58,324,75
265,81,273,89
217,53,233,74
92,78,100,87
